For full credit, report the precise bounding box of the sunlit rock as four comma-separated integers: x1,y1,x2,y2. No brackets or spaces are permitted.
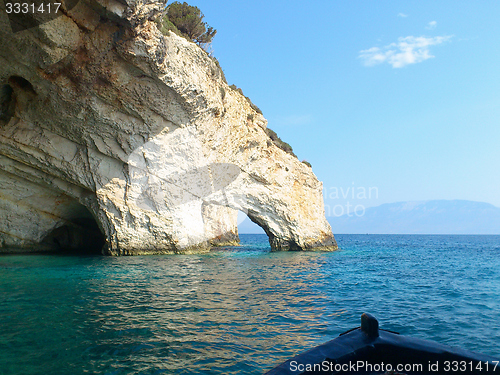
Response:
0,0,337,254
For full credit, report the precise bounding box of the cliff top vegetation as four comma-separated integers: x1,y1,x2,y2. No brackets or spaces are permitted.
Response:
156,2,299,161
156,2,216,48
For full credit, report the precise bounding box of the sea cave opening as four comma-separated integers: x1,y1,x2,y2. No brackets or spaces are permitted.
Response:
41,205,106,255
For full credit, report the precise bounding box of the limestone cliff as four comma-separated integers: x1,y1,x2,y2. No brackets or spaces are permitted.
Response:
0,0,337,254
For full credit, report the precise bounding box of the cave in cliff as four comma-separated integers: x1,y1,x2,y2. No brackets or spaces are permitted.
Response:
41,207,106,255
0,0,337,254
0,165,106,255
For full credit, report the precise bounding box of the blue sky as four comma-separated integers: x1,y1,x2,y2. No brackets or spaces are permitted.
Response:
182,1,500,229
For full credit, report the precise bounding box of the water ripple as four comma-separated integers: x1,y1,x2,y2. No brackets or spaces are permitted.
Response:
1,234,499,374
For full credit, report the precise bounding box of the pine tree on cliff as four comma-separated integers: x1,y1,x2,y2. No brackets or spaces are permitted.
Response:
158,2,217,48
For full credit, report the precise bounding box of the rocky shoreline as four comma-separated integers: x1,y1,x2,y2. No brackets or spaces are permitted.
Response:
0,0,337,255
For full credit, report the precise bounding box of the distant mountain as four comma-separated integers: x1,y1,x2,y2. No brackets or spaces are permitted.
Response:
328,200,500,234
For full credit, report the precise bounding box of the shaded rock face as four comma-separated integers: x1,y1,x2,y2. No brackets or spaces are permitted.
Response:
0,0,337,255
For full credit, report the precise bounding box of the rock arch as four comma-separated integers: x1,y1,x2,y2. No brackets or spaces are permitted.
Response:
0,1,337,254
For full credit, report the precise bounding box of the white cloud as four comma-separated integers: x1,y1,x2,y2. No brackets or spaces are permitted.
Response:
359,35,452,68
398,13,408,18
426,21,437,30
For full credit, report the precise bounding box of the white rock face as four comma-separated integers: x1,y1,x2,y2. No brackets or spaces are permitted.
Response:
0,0,337,254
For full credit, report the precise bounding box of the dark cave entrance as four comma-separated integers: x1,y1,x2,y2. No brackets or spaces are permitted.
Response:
1,76,37,125
41,206,106,255
0,83,15,124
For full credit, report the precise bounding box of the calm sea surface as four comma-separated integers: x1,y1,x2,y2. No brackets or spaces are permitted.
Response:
1,234,499,374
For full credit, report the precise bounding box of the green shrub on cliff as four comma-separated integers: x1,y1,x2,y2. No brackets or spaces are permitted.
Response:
156,16,181,37
156,3,299,162
265,128,296,157
158,2,217,47
229,84,262,115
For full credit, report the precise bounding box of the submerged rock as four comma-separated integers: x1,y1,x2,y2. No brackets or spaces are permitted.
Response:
0,0,337,254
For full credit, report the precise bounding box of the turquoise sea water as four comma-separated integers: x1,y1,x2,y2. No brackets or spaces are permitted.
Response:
1,234,499,374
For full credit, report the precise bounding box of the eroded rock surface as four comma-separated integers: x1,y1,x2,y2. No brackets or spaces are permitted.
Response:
0,0,337,254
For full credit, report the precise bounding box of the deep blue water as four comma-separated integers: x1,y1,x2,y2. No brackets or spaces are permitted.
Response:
1,234,499,374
